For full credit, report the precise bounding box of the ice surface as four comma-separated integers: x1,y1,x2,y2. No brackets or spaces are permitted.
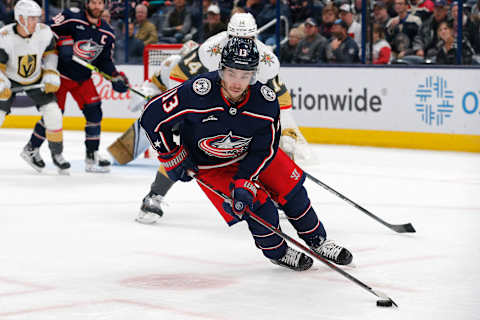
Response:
1,129,479,320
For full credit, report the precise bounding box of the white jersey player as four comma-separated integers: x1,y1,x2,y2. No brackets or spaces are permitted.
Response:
0,0,70,173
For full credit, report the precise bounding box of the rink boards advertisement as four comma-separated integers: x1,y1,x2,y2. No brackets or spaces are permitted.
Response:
3,65,480,152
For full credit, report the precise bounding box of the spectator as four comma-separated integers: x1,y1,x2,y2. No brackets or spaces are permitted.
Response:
386,0,422,57
288,0,315,25
325,19,360,63
191,0,214,27
371,23,392,63
280,27,305,63
319,3,339,40
471,0,480,23
202,4,227,39
101,8,112,25
373,1,391,29
435,20,474,64
237,0,264,19
160,0,193,43
449,2,467,36
409,0,434,22
339,4,362,49
412,0,450,58
257,0,291,46
465,6,480,53
135,3,158,45
293,17,327,63
0,0,14,25
115,22,144,63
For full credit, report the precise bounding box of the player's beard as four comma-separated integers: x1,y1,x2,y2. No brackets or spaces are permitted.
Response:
86,6,103,19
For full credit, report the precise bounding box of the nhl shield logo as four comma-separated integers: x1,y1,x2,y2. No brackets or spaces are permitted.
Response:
17,55,37,78
193,78,211,95
260,85,276,101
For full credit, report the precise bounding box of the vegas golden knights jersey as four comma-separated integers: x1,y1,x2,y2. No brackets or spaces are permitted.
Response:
0,23,57,85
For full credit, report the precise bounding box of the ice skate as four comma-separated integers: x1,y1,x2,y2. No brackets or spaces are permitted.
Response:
307,236,353,266
136,192,165,224
85,151,111,173
270,247,313,271
20,143,45,173
52,153,71,175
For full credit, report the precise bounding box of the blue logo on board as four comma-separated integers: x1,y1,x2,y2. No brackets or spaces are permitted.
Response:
415,76,455,126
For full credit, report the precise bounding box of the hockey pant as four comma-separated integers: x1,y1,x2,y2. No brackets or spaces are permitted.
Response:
196,149,326,260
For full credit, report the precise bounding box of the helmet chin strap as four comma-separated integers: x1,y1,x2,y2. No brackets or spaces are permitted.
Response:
18,16,31,35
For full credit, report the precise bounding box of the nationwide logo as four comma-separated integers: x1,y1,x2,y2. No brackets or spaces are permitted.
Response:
415,76,454,126
198,131,251,159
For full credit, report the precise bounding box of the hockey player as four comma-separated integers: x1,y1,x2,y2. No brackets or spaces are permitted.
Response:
0,0,70,173
25,0,129,173
135,13,310,224
140,37,352,271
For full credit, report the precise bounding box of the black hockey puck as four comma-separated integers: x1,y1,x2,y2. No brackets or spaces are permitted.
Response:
376,299,393,307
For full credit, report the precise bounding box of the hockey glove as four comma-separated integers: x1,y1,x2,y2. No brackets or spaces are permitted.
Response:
0,74,11,100
157,145,198,182
223,179,257,219
57,36,74,62
111,71,129,93
42,70,61,93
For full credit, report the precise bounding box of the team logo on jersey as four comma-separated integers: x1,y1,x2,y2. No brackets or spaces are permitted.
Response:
198,131,252,159
260,85,276,101
73,40,103,61
261,52,274,66
192,78,211,95
207,44,222,57
17,55,37,78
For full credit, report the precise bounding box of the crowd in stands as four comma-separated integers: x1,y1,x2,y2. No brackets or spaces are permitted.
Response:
1,0,479,65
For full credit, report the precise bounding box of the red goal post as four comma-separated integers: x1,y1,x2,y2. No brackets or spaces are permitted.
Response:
142,44,183,158
143,43,183,81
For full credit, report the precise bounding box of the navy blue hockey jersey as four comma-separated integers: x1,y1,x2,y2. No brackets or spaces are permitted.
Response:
140,71,281,182
50,9,116,82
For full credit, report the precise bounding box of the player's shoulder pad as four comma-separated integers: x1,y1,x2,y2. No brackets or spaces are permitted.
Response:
36,23,54,38
198,31,227,71
255,40,280,83
99,19,115,35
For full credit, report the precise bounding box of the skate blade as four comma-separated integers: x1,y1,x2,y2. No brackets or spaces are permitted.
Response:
135,211,160,225
20,153,44,173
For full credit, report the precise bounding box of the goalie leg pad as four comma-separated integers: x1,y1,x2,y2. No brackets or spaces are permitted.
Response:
82,102,102,152
0,110,5,127
107,119,150,165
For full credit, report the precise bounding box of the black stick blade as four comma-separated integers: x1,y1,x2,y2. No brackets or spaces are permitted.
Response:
391,223,416,233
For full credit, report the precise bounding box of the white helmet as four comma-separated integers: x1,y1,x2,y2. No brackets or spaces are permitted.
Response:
227,13,257,38
14,0,42,35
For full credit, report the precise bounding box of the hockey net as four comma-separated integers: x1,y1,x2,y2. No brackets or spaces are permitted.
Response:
143,43,183,80
142,44,183,159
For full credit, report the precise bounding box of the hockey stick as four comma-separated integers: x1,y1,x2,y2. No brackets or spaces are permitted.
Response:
193,175,398,307
72,56,147,99
305,172,416,233
11,83,45,93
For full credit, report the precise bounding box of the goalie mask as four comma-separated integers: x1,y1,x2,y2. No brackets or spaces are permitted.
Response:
227,13,257,38
219,37,259,84
14,0,42,35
